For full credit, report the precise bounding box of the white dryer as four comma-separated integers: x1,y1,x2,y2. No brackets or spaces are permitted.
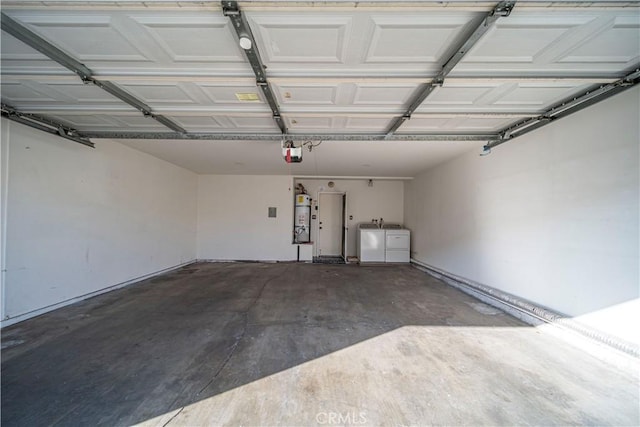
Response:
384,228,410,263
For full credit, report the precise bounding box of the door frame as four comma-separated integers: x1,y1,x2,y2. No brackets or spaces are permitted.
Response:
316,191,347,259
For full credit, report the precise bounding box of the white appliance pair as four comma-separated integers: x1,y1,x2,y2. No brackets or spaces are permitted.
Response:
357,223,410,263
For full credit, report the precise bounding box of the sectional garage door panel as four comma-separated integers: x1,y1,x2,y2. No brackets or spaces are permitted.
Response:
1,4,638,136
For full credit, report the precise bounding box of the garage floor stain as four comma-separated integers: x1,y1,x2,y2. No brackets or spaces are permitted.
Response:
1,262,638,426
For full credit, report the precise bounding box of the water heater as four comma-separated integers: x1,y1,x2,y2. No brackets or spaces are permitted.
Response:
294,194,311,243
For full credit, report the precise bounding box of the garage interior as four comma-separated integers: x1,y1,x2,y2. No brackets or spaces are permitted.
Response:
1,0,639,425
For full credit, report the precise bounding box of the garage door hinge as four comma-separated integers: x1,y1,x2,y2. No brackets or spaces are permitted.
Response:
492,1,516,18
222,2,239,16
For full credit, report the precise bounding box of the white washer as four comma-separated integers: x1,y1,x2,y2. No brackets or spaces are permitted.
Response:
357,224,385,262
385,229,410,263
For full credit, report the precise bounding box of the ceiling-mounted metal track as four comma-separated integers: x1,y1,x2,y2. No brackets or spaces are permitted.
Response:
81,131,494,142
385,0,515,136
222,0,287,134
1,104,94,147
485,66,640,151
0,12,186,134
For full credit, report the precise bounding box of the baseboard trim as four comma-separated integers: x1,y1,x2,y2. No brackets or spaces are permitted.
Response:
410,259,639,360
1,260,197,328
196,259,298,263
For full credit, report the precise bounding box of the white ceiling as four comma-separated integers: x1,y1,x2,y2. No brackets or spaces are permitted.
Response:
110,138,481,176
1,1,638,176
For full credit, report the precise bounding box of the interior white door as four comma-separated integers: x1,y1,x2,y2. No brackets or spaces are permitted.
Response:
318,193,343,256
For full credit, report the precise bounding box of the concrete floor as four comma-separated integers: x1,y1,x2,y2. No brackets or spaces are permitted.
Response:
1,262,638,426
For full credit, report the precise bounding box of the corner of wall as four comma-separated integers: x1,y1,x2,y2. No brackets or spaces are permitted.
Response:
1,119,11,321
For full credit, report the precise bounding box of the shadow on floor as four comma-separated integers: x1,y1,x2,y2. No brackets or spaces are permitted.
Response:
1,262,638,426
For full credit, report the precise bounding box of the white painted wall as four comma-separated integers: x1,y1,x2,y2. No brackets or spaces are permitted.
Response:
404,87,640,344
197,175,296,261
1,119,9,321
1,119,198,324
295,179,404,257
